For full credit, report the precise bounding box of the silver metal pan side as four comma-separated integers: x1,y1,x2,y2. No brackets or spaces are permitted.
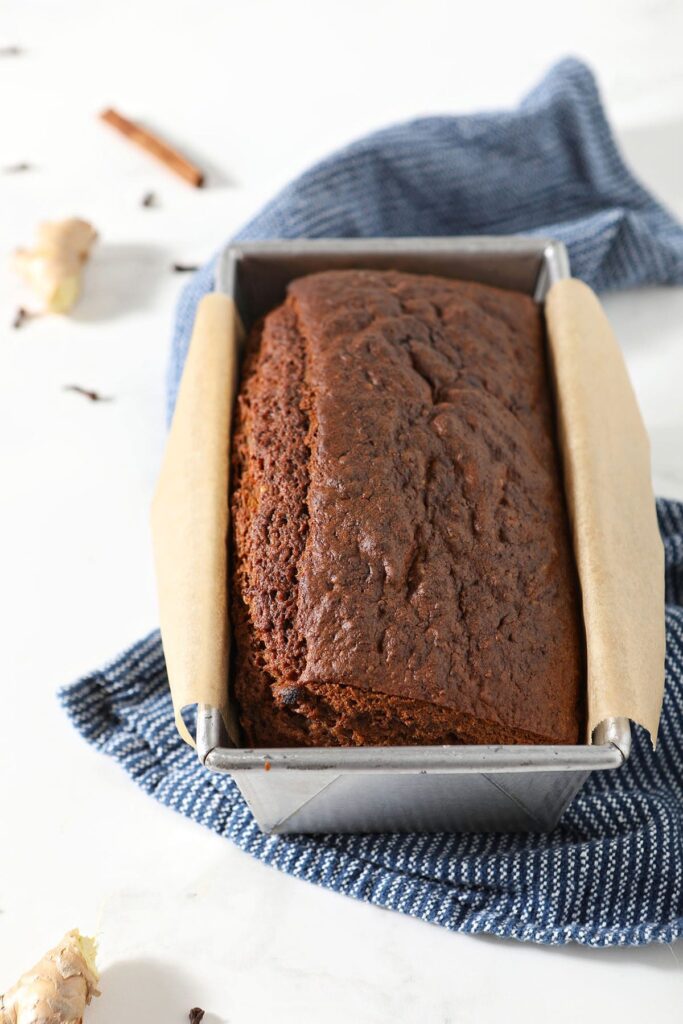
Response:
216,235,569,313
197,704,630,773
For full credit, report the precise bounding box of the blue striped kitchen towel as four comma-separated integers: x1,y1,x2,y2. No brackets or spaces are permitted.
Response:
60,58,683,946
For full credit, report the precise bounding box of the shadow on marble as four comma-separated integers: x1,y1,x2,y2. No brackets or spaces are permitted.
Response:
73,243,170,322
650,421,683,503
601,284,683,356
475,932,682,971
137,119,238,189
88,957,221,1024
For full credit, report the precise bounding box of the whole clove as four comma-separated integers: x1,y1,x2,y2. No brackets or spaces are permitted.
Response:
3,162,32,173
189,1009,205,1024
63,385,112,402
172,263,200,273
12,307,30,329
141,190,157,208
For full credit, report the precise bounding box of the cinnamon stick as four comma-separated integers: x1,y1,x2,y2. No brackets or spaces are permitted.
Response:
99,108,204,188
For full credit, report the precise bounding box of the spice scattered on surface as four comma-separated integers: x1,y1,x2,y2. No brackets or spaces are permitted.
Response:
63,385,112,403
0,45,22,57
0,930,99,1024
172,263,200,273
11,307,30,329
3,162,31,174
189,1008,205,1024
264,760,271,772
141,191,157,208
99,108,205,187
13,218,97,314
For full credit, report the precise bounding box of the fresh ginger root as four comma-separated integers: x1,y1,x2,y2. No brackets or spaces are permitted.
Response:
12,219,97,314
0,930,100,1024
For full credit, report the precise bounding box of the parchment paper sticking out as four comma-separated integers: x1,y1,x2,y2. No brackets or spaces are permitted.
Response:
545,279,665,745
151,293,243,746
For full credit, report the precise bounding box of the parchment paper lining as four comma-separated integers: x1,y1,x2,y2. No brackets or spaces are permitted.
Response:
151,294,242,746
545,279,664,745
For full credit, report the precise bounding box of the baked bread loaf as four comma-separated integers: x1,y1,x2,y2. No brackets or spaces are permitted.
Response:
230,269,584,747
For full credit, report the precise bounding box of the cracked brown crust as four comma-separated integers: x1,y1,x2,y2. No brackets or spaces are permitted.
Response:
230,270,584,747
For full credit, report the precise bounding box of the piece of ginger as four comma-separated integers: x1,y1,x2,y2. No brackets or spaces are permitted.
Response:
0,930,100,1024
12,219,97,314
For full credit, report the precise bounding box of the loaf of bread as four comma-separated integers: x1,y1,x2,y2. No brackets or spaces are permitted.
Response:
230,269,584,747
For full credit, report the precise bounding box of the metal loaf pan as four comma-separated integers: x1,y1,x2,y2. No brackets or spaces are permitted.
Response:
197,237,631,835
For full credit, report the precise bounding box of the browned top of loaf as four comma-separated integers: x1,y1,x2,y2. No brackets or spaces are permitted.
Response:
231,269,583,745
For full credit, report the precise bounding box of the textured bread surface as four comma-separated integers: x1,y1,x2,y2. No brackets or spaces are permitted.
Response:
230,270,584,747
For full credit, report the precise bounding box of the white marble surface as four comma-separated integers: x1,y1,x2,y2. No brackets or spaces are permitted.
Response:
2,1,683,1020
